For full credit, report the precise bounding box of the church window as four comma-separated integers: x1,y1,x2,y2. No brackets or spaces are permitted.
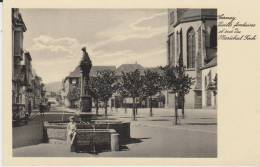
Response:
171,33,175,65
187,27,196,68
205,76,208,89
210,26,217,48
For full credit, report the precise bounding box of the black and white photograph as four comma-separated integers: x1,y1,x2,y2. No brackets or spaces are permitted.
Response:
11,8,217,157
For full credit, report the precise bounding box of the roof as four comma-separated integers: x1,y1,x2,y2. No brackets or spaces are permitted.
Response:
65,63,163,81
115,63,145,75
201,56,217,70
66,65,116,79
145,67,164,76
67,66,81,78
90,66,116,76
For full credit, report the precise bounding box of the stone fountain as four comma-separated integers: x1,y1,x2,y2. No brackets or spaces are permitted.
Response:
43,47,130,152
76,46,96,122
79,46,92,113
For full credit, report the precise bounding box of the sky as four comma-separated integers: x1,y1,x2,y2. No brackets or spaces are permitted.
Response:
20,9,168,83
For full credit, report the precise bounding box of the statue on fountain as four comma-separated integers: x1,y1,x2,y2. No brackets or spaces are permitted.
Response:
79,47,92,112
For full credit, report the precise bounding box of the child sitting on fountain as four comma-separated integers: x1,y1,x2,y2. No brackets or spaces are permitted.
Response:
67,116,77,150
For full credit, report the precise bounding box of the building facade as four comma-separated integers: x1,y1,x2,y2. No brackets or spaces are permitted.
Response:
12,9,45,120
12,8,27,119
31,69,43,109
166,9,217,109
23,52,34,114
62,66,117,108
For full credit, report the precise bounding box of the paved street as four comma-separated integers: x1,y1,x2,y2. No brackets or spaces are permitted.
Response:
13,106,217,157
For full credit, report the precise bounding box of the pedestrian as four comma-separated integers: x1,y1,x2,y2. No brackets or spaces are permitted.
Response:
39,101,45,118
67,116,77,151
47,101,51,111
28,101,32,117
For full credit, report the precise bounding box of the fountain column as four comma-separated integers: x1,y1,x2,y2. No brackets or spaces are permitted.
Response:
79,47,92,113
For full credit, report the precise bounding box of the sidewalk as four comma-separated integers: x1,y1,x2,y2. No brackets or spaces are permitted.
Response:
13,124,217,157
100,107,217,133
13,106,217,157
13,108,44,148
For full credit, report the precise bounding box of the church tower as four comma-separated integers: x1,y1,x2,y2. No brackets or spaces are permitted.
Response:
167,9,217,109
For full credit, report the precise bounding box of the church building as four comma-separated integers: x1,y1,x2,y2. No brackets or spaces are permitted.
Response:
166,9,217,109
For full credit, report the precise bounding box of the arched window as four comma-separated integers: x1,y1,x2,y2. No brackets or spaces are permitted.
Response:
172,33,175,62
178,29,183,65
180,29,183,55
210,26,217,48
187,27,195,68
205,76,207,89
167,38,171,65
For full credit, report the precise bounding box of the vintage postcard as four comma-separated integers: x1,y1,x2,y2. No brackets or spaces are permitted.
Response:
3,0,260,166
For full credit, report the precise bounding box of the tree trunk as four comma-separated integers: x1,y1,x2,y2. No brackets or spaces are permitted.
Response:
124,105,127,113
105,100,108,119
182,95,185,119
174,94,178,125
132,97,136,121
135,100,138,115
95,99,99,115
123,98,127,113
137,99,142,115
149,97,153,117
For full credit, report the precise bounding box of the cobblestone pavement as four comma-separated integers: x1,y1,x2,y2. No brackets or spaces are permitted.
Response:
13,106,217,157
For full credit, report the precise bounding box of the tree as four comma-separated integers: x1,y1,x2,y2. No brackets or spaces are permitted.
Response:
161,57,194,124
116,82,129,113
142,70,162,116
89,77,100,115
94,70,117,118
208,74,217,96
119,69,144,120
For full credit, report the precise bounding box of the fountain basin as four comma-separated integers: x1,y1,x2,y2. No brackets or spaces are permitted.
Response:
44,121,68,143
44,120,130,144
75,129,119,152
92,120,130,140
76,112,102,122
